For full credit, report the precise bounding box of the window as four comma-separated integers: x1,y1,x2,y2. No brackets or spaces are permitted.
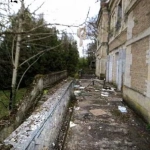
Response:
97,40,100,46
116,0,122,31
110,12,115,37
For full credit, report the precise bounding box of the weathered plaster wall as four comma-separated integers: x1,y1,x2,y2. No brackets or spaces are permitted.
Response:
96,58,101,77
124,35,150,123
132,0,150,37
96,3,109,79
130,37,148,94
123,85,150,124
4,80,73,150
123,0,150,123
98,0,150,123
145,37,150,98
124,46,132,88
109,29,127,52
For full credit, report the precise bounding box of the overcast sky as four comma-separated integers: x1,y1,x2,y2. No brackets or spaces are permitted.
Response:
10,0,100,56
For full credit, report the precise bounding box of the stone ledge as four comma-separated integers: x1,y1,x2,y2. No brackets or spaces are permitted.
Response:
4,81,73,150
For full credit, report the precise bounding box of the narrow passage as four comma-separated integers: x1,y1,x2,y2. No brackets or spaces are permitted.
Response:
63,79,150,150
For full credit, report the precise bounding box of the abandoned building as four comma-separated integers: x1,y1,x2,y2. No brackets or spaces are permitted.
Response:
96,0,150,123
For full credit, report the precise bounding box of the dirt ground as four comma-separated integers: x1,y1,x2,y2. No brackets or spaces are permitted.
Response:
63,79,150,150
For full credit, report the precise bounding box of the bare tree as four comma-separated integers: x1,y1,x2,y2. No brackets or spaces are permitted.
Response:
86,16,98,41
0,0,65,110
0,0,93,111
10,0,24,110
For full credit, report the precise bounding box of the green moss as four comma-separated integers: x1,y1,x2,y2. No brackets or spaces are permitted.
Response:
123,88,150,124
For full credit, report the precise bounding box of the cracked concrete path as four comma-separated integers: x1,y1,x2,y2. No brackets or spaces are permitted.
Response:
64,79,150,150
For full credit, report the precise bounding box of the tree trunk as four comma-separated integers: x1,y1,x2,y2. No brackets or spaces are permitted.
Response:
9,1,24,110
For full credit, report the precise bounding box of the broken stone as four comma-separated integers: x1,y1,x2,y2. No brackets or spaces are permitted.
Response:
89,109,107,116
11,138,15,142
69,108,73,112
70,121,77,127
101,93,109,97
95,90,99,92
79,86,85,90
74,85,80,88
101,91,109,97
108,97,122,101
74,107,80,110
74,90,81,96
118,106,127,113
106,87,115,92
52,143,55,147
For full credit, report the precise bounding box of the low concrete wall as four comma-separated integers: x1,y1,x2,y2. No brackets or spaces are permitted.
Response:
4,80,73,150
15,70,67,126
0,71,67,142
123,85,150,124
43,71,67,88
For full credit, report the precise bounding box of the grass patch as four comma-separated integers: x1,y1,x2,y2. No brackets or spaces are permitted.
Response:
74,73,79,79
146,124,150,131
0,88,26,119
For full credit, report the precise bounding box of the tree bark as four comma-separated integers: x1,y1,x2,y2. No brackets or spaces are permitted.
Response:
9,0,24,110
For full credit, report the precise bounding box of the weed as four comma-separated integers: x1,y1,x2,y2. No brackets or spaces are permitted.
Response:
111,109,122,117
146,124,150,131
44,89,48,95
111,109,129,122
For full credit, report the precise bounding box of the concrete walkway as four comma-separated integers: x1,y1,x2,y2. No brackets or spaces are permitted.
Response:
64,79,150,150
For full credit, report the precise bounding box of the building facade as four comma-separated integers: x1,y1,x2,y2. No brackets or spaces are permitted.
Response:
96,1,109,79
96,0,150,123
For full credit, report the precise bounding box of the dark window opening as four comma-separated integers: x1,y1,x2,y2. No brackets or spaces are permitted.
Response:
116,1,122,31
98,40,99,46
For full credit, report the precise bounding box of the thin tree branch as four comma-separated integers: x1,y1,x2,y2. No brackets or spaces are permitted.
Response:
31,1,45,15
19,43,63,67
26,0,36,10
22,42,53,48
85,7,90,23
23,32,54,36
0,21,88,36
16,53,44,91
21,34,53,43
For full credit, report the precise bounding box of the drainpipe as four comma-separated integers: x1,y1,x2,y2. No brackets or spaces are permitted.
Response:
107,5,110,56
106,3,111,83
